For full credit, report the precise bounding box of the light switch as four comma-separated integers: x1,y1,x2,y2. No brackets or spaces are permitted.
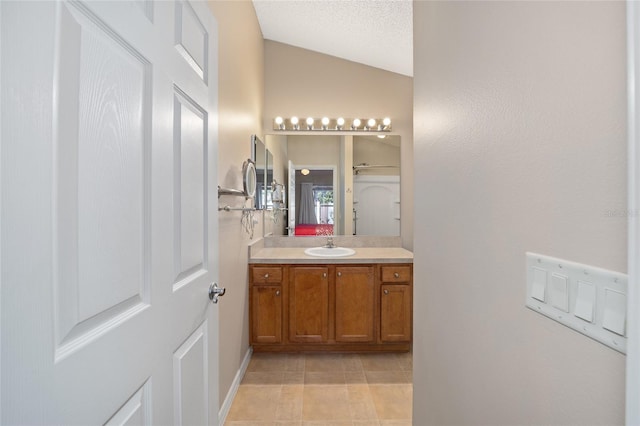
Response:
602,288,627,336
574,280,596,323
525,252,628,353
550,273,569,312
531,267,547,302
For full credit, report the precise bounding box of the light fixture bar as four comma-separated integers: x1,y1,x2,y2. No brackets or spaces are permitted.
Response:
272,117,392,132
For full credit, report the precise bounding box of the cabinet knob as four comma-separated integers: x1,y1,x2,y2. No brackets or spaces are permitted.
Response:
337,272,342,277
264,273,269,279
384,289,389,295
394,272,400,278
275,290,280,296
323,272,327,278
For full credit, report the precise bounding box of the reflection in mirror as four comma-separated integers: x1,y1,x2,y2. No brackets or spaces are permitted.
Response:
264,134,401,237
252,135,266,209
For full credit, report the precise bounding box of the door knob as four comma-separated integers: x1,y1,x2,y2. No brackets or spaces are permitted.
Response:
209,283,226,304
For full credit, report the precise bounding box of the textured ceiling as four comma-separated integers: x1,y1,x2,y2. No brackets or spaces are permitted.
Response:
252,0,413,77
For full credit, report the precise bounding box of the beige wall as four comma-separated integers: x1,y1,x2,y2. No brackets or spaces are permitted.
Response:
413,2,626,425
287,135,341,166
264,41,414,249
206,0,264,408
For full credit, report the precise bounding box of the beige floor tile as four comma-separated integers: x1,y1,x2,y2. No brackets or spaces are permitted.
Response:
284,354,306,372
248,353,290,372
347,385,378,420
347,384,372,401
341,354,364,371
364,371,411,385
345,371,367,384
283,371,305,384
369,385,412,420
303,385,351,421
304,371,346,385
359,354,402,371
227,385,282,421
242,372,285,385
276,385,303,421
232,352,413,425
393,352,412,372
304,354,346,372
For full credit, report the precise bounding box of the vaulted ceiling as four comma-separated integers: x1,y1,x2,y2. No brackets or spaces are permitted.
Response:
252,0,413,77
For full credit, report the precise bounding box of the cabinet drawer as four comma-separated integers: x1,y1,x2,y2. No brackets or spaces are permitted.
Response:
380,265,411,283
252,266,283,284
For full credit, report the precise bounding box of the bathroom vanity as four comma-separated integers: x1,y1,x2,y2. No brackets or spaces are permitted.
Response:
248,238,413,353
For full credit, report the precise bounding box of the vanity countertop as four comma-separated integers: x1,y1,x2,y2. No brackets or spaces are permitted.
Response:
249,247,413,264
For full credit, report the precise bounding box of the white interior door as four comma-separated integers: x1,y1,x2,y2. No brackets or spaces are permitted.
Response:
1,1,220,424
353,176,400,236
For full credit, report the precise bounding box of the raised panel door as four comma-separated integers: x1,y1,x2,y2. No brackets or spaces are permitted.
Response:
289,266,329,343
251,286,283,343
380,284,412,342
1,1,220,423
335,266,375,342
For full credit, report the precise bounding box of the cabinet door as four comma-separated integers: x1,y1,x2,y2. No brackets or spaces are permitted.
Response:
251,286,282,343
380,284,411,342
335,266,375,342
289,266,329,343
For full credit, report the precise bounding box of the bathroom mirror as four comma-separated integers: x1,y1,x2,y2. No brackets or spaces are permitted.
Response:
264,134,400,237
242,159,257,199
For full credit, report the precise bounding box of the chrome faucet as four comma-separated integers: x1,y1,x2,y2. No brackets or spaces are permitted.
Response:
325,236,335,248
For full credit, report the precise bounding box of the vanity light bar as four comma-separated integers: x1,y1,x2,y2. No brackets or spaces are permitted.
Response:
273,117,391,132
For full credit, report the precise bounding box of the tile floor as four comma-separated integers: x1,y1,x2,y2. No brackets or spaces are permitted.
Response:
224,351,412,426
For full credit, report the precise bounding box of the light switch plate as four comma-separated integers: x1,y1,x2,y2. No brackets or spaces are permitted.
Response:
526,252,627,353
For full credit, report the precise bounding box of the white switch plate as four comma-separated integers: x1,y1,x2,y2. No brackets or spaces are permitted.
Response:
526,252,627,353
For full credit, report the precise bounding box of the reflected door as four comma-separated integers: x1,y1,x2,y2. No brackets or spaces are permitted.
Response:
353,176,400,236
1,1,220,424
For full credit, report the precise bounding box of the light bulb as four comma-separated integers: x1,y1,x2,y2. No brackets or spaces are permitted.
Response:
275,116,283,125
352,118,361,129
290,116,299,125
337,117,345,126
383,117,391,126
367,118,376,128
321,117,330,126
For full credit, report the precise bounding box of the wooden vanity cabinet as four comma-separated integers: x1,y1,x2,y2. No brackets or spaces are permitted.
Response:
249,263,412,352
335,266,375,343
288,266,329,343
380,265,412,342
250,266,284,344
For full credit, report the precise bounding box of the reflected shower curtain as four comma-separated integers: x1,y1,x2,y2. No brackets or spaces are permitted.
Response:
298,182,318,224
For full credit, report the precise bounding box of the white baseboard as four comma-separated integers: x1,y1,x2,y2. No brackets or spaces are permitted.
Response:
218,346,252,425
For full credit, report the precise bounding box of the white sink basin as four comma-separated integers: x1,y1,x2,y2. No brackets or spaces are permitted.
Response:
304,246,356,258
